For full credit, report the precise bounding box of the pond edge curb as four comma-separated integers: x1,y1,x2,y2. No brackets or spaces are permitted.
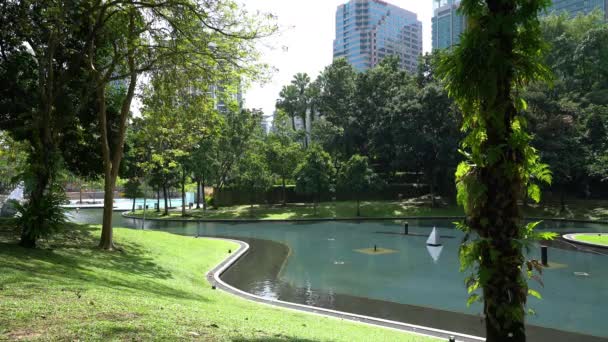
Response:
204,236,485,342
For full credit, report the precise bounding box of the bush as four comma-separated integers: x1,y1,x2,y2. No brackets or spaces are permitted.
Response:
205,193,215,208
13,184,67,244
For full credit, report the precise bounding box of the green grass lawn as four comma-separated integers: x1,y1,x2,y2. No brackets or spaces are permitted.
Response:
127,198,608,222
0,224,437,341
130,200,465,221
572,234,608,246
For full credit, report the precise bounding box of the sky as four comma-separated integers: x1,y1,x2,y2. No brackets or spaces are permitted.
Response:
240,0,434,123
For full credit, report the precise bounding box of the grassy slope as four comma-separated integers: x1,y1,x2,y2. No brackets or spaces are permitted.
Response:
0,224,436,342
573,234,608,246
128,199,608,221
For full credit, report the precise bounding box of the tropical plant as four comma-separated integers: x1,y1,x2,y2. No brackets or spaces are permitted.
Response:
437,0,556,340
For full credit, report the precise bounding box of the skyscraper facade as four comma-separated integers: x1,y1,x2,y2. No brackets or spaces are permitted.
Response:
432,0,607,51
431,0,465,50
545,0,607,18
333,0,422,73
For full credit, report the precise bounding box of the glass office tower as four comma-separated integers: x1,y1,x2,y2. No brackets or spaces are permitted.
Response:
333,0,423,72
431,0,465,50
432,0,607,51
546,0,607,18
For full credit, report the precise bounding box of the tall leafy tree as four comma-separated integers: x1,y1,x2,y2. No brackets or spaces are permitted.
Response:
214,108,265,193
294,145,334,215
266,111,302,206
276,84,299,131
234,149,273,212
336,155,379,216
438,0,554,340
82,0,276,249
0,0,97,247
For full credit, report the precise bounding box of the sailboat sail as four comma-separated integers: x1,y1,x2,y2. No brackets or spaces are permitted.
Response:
426,227,442,246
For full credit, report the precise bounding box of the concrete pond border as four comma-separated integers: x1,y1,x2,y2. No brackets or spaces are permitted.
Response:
562,233,608,249
205,236,484,342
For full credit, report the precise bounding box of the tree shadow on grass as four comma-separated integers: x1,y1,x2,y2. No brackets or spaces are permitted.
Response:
0,224,208,302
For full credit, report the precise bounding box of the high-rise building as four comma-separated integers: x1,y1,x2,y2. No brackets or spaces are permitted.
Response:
545,0,607,19
333,0,422,73
431,0,465,50
432,0,607,51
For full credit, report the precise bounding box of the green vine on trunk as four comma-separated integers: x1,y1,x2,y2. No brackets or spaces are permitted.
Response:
438,0,559,340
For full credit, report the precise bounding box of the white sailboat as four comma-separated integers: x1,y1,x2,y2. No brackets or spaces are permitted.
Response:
426,227,442,246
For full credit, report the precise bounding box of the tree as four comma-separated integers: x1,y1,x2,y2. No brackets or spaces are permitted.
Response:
337,155,379,216
189,133,221,210
266,111,302,206
294,146,334,215
437,0,554,340
292,73,311,146
214,108,265,193
0,0,97,247
234,149,273,213
276,85,299,131
397,82,461,205
124,178,144,212
84,0,276,250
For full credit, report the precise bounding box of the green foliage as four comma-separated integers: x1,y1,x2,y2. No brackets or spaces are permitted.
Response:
294,146,335,199
123,178,144,200
12,182,67,243
438,0,555,338
337,155,380,195
234,150,273,204
0,132,28,193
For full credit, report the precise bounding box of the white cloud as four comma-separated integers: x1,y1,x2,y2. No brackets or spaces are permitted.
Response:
240,0,434,122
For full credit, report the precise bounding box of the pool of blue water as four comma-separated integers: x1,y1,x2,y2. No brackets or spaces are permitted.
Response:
70,210,608,339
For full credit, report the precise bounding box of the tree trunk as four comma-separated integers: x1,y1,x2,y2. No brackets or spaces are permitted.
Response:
291,116,296,131
96,10,138,251
99,170,117,250
282,176,287,206
430,173,436,208
467,1,527,338
79,183,83,204
560,187,566,213
181,168,186,217
156,188,160,212
356,197,360,217
132,197,136,212
202,179,207,210
313,196,317,216
196,179,201,209
250,190,254,217
163,182,169,216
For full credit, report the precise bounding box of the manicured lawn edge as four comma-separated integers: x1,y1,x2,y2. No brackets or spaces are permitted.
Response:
123,211,608,225
0,225,440,342
563,233,608,248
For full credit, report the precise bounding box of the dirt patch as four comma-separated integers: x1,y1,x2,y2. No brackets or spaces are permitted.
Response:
7,330,42,340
